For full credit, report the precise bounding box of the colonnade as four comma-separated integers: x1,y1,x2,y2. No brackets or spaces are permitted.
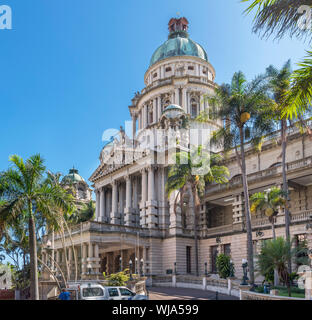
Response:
95,166,168,229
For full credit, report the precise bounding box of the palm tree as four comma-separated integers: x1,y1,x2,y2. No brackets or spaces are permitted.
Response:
0,154,74,300
250,187,286,239
206,71,275,284
257,237,300,296
166,146,229,276
243,0,312,120
242,0,312,41
265,62,292,231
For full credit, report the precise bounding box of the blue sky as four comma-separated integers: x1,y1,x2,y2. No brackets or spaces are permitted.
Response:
0,0,309,187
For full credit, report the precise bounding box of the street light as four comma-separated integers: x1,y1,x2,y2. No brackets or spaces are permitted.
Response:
241,259,249,285
129,259,133,280
119,256,122,272
135,257,138,275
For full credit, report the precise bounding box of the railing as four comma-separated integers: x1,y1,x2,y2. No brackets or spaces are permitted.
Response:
205,224,233,236
252,209,312,228
44,221,163,243
206,156,312,195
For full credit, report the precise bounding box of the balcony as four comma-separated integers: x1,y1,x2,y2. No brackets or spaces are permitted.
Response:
206,156,312,195
252,209,312,229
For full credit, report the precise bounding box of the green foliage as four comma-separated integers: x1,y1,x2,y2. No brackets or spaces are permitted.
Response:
242,0,308,41
250,187,286,221
216,254,235,279
256,237,307,290
68,201,95,225
103,270,130,286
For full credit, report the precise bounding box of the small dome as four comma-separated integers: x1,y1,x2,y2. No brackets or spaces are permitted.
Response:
62,168,85,184
162,104,185,119
162,104,184,113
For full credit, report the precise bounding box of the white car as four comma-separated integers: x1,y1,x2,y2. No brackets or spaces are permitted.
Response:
67,283,148,300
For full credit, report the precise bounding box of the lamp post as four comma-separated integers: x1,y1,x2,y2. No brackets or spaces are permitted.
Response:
174,262,177,275
135,257,138,275
241,259,249,285
140,259,144,277
204,262,208,276
129,260,133,280
119,256,122,272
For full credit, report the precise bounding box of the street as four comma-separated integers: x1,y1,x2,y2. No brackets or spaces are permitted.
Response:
147,287,239,300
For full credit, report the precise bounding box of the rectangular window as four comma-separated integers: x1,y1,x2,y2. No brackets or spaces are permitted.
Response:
211,246,218,273
186,246,191,274
224,244,231,257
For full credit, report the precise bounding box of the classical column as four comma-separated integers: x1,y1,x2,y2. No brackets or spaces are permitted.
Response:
182,88,188,113
157,96,162,121
94,244,100,276
148,166,155,202
133,176,139,226
95,190,100,220
144,104,148,128
161,65,165,78
146,166,158,228
107,189,112,222
111,181,119,224
175,88,179,105
88,243,93,259
132,114,137,140
158,166,167,229
140,169,147,227
153,98,157,124
125,175,133,226
99,187,105,222
82,243,87,275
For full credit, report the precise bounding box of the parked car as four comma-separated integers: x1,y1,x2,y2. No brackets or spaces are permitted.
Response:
67,283,148,300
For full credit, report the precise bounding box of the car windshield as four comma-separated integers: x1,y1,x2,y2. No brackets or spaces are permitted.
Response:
82,287,104,297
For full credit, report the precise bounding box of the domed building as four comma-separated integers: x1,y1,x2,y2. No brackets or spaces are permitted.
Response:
44,18,312,284
61,167,92,203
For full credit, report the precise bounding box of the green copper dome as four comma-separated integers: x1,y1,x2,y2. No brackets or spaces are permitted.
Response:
150,30,208,67
62,168,85,184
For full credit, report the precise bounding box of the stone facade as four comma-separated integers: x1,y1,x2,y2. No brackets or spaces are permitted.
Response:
43,18,312,282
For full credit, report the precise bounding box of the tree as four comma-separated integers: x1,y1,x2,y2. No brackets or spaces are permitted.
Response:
216,254,235,279
68,200,95,225
0,154,74,300
250,187,287,286
257,237,307,296
250,187,286,239
206,71,275,285
242,1,312,121
166,146,229,276
265,61,294,275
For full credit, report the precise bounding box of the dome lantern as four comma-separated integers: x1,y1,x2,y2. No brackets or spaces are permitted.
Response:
149,17,208,67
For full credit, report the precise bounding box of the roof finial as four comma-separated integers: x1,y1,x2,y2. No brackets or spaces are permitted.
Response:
168,17,189,37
